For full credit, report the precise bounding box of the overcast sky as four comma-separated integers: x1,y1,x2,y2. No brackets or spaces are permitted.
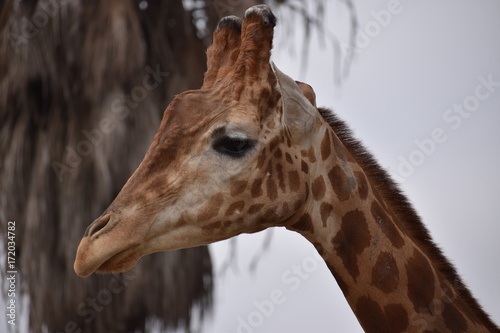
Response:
204,1,500,332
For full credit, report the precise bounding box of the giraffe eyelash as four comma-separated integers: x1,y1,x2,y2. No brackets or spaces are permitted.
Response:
212,135,256,158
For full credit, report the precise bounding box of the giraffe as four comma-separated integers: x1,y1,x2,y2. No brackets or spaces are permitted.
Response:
74,5,499,332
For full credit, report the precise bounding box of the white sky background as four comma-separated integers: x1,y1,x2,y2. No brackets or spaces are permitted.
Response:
203,1,500,332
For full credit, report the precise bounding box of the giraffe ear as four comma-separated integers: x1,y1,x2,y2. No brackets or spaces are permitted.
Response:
295,81,317,107
271,62,316,137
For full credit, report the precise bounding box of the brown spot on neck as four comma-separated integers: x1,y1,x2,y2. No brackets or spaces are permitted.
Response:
311,175,326,201
356,296,387,331
385,304,410,332
290,213,314,234
406,248,436,313
301,160,309,174
355,296,410,332
332,209,371,281
327,165,354,201
354,170,369,200
371,251,399,293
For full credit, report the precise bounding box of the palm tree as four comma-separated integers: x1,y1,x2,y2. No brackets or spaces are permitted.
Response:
0,1,355,331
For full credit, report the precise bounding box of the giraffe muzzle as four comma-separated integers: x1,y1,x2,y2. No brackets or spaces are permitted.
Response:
74,211,143,277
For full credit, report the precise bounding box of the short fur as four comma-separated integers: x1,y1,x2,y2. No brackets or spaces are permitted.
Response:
318,107,499,331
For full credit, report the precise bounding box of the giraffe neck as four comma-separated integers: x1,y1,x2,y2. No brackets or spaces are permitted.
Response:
286,109,497,333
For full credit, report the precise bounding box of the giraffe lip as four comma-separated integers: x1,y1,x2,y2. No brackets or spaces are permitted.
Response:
95,244,141,274
74,239,141,277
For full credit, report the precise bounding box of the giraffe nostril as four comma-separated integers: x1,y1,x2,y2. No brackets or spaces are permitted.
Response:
85,214,111,238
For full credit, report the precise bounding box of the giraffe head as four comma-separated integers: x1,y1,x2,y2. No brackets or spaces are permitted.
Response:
74,5,320,277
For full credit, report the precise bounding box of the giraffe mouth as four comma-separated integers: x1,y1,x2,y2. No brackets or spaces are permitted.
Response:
95,245,141,274
74,237,142,277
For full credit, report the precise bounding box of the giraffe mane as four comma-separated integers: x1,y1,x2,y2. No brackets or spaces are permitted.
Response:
317,107,499,331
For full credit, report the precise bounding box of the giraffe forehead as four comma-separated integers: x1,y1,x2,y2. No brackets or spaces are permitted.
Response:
163,88,279,140
163,91,223,134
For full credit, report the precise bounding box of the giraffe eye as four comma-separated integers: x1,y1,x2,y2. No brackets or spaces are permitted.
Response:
212,136,256,158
